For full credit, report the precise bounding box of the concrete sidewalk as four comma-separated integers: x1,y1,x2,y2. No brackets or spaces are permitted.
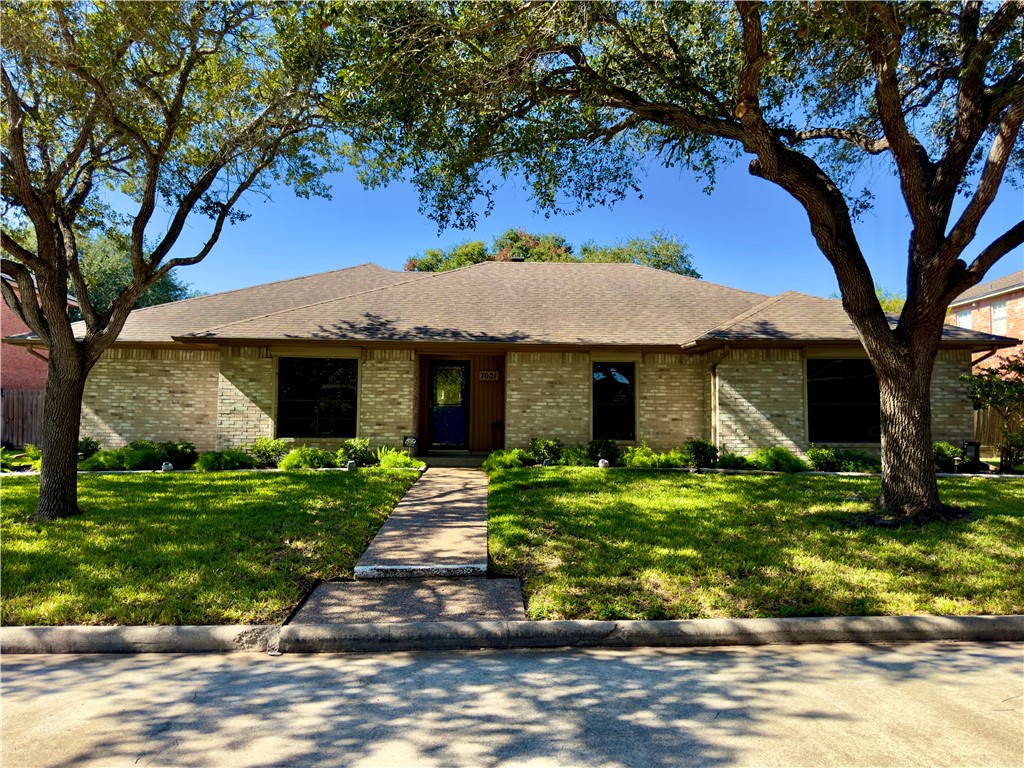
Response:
354,468,489,578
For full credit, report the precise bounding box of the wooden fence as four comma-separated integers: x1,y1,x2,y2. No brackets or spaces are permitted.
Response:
1,389,45,448
974,407,1007,451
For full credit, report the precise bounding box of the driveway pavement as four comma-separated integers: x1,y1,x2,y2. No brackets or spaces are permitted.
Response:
3,641,1021,767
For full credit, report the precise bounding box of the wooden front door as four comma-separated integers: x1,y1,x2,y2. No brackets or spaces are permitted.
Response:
421,354,505,452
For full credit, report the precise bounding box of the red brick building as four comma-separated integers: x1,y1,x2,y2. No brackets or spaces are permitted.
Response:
946,268,1024,369
1,293,49,390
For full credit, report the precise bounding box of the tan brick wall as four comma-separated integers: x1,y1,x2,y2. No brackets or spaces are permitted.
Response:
931,349,973,442
217,347,274,449
716,349,806,455
81,348,219,450
358,348,418,448
506,351,591,448
637,353,707,451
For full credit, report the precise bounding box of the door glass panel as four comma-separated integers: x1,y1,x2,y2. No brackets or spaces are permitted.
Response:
430,363,468,448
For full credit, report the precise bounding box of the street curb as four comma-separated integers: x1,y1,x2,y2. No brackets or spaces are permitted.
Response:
278,615,1024,653
3,615,1019,654
0,625,279,654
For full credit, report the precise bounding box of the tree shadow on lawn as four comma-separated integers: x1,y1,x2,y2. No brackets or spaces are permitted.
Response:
488,469,1024,620
0,471,415,626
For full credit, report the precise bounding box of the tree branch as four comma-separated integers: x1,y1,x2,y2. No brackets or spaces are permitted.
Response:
0,256,49,343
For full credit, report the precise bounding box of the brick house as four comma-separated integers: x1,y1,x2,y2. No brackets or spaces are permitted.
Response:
946,269,1024,369
3,262,1017,456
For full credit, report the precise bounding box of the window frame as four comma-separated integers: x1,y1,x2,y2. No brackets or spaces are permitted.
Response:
806,357,881,444
992,301,1007,336
956,309,973,330
592,361,637,442
276,356,359,439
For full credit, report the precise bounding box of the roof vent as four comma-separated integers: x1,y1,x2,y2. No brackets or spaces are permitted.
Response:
509,255,526,262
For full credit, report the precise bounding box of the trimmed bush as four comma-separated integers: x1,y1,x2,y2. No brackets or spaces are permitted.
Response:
482,448,532,471
160,440,198,470
933,441,964,473
249,437,290,468
806,444,842,472
79,449,127,471
194,449,257,472
558,446,592,466
621,443,659,469
375,446,421,469
121,444,166,470
716,452,752,470
751,446,808,473
682,437,718,468
528,437,563,464
337,437,375,467
587,438,621,466
279,446,337,470
806,444,880,473
77,437,101,459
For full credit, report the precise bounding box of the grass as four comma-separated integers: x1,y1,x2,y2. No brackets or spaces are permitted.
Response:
488,468,1024,620
0,470,416,626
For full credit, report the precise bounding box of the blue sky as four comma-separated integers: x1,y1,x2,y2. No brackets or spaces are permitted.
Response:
167,155,1022,299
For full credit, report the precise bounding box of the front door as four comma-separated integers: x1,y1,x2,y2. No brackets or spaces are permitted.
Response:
428,361,470,449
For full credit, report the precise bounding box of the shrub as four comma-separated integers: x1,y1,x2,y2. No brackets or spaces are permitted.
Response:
248,437,290,468
482,448,532,471
528,437,563,464
716,452,752,470
279,446,337,470
558,446,592,466
121,444,166,471
337,437,375,467
375,446,421,469
194,449,257,472
79,449,127,471
659,448,689,468
806,444,842,472
751,446,808,473
77,437,101,459
621,442,659,469
806,444,880,473
18,444,43,471
587,438,621,466
160,440,198,470
933,441,964,473
1,447,32,472
682,437,718,468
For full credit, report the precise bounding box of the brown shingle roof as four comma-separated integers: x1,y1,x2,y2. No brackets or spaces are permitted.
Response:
71,263,422,343
182,261,769,346
949,269,1024,306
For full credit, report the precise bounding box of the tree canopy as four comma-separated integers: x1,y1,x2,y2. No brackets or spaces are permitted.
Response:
1,1,341,520
302,0,1023,518
406,227,700,276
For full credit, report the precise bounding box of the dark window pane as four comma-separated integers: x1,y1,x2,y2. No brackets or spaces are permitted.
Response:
807,359,880,443
593,362,635,440
277,357,358,438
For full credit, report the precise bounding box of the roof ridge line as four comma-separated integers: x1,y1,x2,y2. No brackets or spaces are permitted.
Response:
181,264,475,337
693,290,795,340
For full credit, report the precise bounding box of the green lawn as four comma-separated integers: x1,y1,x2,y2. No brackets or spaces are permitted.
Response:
488,468,1024,620
1,470,416,625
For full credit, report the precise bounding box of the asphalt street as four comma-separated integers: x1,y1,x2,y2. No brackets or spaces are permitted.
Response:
2,641,1021,767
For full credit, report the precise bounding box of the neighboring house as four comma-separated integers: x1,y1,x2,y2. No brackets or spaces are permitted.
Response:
1,279,78,446
3,262,1017,456
946,268,1024,369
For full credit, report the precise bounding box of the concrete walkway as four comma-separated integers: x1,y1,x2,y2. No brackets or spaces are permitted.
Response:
290,468,526,625
354,468,489,578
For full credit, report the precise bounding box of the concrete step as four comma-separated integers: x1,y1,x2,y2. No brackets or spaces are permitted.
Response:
289,578,526,624
422,454,487,468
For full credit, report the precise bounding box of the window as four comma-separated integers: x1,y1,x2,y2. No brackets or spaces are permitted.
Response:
956,309,972,330
992,301,1007,336
277,357,357,438
593,362,635,441
807,359,880,443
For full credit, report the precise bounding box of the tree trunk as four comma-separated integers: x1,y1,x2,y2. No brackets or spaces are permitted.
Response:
33,346,87,521
876,353,944,518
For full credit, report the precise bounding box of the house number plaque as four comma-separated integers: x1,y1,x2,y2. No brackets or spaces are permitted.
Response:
479,370,500,381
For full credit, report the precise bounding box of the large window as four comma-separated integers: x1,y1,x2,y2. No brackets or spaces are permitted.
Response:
807,359,880,443
277,357,357,438
593,362,635,441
